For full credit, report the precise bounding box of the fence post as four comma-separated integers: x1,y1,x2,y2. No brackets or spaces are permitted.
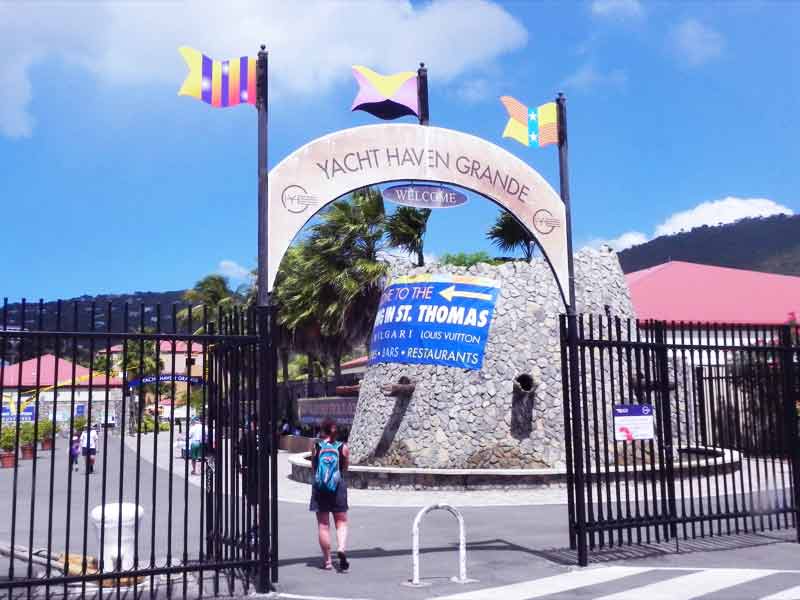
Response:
779,325,800,542
654,322,678,540
560,315,577,550
256,306,272,593
566,312,588,566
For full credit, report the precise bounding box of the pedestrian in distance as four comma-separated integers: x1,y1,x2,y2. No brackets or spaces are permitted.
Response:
188,417,204,475
79,425,98,474
310,417,349,572
69,436,80,471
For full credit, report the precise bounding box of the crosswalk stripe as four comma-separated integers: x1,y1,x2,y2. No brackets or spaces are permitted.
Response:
759,585,800,600
429,566,649,600
593,569,776,600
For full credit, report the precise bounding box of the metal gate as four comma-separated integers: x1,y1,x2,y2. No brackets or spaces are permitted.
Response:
0,300,278,598
561,314,800,565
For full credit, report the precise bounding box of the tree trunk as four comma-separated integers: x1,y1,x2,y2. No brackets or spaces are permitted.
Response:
333,353,342,387
307,353,315,385
417,248,425,267
280,347,290,421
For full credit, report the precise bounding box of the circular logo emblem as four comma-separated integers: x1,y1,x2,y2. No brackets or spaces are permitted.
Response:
532,209,561,235
642,405,651,415
281,185,318,214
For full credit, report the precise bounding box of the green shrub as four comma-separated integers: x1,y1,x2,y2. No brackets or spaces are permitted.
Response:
0,427,16,452
72,416,88,433
138,416,156,433
18,422,35,446
36,419,57,440
159,421,171,432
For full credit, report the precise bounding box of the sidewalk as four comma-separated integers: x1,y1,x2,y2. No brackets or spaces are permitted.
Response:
129,433,800,599
126,435,568,507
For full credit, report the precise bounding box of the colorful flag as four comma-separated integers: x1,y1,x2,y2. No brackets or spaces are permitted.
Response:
499,96,559,148
178,46,257,108
351,65,419,120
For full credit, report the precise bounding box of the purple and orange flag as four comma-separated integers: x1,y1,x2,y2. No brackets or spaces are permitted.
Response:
351,65,419,120
178,47,257,108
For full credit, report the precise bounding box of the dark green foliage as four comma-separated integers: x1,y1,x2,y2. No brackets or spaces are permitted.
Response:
486,211,534,261
386,207,431,267
439,251,494,267
619,214,800,275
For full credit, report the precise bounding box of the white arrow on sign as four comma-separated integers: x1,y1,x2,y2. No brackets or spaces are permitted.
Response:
439,285,493,302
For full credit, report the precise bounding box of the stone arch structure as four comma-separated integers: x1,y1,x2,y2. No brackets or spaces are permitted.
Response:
267,123,570,306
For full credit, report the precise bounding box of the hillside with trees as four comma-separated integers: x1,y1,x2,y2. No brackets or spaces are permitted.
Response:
618,214,800,275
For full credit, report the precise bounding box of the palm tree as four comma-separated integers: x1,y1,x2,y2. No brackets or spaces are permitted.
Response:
275,187,388,383
178,274,243,331
386,207,432,267
486,211,535,262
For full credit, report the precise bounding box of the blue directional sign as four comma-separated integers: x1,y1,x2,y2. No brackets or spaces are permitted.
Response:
1,404,36,423
369,274,500,370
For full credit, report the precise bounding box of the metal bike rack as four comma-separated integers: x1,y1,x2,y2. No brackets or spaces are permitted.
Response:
404,503,477,587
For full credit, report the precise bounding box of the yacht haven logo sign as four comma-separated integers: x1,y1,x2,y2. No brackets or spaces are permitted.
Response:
267,124,570,306
382,184,467,209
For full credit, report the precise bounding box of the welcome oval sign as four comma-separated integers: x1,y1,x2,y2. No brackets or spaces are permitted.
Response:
382,184,468,209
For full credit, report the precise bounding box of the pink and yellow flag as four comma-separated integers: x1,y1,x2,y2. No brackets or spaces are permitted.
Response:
499,96,558,148
351,65,419,120
178,47,257,108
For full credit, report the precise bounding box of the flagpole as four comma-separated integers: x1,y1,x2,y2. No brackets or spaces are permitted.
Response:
556,92,588,567
257,46,269,308
417,62,429,125
255,44,277,593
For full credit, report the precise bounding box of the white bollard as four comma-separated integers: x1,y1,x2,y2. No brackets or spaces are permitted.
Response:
405,503,477,587
90,503,144,572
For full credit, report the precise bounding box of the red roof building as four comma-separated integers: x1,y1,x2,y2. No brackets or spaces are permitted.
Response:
625,261,800,325
1,354,123,388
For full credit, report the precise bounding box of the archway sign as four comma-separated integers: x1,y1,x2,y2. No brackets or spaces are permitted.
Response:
267,123,569,307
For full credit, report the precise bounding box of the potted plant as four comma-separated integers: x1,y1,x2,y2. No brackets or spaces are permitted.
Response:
0,428,16,468
38,419,57,450
19,422,35,459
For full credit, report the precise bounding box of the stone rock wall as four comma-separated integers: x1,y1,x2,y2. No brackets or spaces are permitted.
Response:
348,246,636,469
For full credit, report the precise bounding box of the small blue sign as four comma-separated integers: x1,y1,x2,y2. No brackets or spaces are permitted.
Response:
613,404,655,441
369,274,500,370
128,374,204,387
613,404,653,418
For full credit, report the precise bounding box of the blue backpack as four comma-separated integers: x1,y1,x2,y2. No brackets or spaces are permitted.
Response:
314,440,342,493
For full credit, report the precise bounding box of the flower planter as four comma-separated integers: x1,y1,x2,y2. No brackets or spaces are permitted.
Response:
0,452,16,468
20,445,35,460
40,438,54,451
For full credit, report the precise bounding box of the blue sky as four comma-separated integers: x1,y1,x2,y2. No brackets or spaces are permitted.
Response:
1,0,798,300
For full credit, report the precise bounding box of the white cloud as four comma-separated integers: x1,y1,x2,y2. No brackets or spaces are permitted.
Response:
0,0,527,138
591,196,793,251
605,231,649,251
654,197,793,236
591,0,644,20
456,78,492,104
561,64,627,91
669,18,725,67
218,260,253,282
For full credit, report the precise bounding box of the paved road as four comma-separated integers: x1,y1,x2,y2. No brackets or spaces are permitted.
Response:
3,436,800,600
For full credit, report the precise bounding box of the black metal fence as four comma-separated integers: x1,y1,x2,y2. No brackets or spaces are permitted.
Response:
561,315,800,566
0,300,277,598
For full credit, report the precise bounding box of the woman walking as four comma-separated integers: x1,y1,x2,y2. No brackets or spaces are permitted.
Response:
310,417,350,572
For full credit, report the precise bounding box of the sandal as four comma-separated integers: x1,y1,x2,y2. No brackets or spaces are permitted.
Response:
322,560,333,570
337,551,349,572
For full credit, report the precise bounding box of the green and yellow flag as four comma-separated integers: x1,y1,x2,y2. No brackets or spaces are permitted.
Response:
499,96,558,148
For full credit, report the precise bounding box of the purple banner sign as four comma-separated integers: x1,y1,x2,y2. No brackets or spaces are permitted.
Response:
383,184,468,209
